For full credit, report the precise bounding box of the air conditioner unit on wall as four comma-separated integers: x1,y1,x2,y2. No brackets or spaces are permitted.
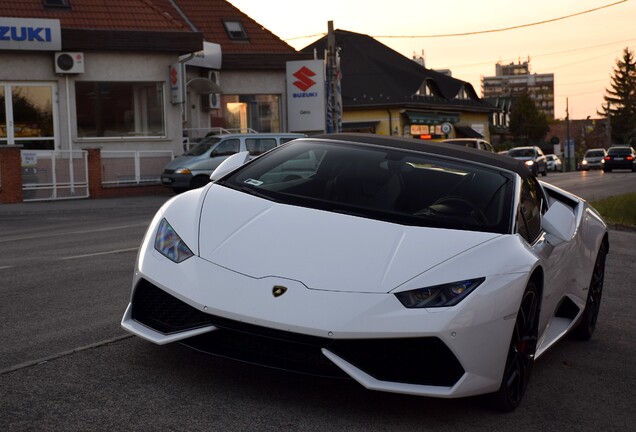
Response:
202,70,221,110
202,92,221,110
207,70,220,85
55,52,85,74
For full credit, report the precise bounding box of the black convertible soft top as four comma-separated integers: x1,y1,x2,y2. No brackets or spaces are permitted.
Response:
313,133,530,179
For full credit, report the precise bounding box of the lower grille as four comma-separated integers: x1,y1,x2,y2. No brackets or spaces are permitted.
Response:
131,279,465,386
131,279,214,334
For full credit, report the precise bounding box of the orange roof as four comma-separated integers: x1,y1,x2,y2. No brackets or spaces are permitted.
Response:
0,0,190,31
171,0,297,53
0,0,297,53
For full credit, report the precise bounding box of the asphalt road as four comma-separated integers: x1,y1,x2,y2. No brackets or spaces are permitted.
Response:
1,173,635,431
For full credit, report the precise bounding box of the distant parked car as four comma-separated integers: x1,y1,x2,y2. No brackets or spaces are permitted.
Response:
546,154,562,172
507,146,548,176
581,148,607,171
603,146,636,172
442,138,494,152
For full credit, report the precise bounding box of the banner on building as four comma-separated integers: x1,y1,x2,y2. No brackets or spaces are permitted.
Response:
286,60,325,132
0,17,61,51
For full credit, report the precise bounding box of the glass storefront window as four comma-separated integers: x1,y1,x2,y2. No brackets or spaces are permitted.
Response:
75,82,165,138
1,84,55,149
12,86,54,139
217,94,281,133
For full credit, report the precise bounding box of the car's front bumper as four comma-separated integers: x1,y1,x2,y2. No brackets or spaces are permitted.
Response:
122,248,528,398
160,172,192,188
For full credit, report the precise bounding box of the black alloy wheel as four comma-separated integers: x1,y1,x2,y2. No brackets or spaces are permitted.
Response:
571,243,607,340
491,281,539,412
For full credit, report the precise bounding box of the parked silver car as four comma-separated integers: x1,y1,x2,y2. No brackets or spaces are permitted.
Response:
507,146,548,176
160,132,305,193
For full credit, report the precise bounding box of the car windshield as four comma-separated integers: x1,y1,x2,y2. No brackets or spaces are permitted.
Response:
219,139,514,234
508,148,535,158
586,150,605,158
184,137,222,156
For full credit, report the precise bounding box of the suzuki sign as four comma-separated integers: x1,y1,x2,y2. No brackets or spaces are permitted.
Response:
286,60,325,132
0,17,61,51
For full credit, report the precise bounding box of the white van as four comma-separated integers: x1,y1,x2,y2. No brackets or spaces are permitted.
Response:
160,132,305,193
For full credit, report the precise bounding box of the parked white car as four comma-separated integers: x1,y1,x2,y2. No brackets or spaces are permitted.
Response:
546,154,562,171
122,133,608,412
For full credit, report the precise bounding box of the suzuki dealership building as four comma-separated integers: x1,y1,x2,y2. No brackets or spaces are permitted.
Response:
0,16,203,154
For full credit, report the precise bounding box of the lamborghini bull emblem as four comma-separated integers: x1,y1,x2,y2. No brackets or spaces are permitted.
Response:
272,285,288,298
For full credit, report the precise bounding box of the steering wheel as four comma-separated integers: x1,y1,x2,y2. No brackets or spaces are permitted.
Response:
429,196,488,225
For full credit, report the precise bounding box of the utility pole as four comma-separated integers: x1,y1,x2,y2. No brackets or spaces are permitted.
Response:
605,102,612,148
325,21,342,134
565,98,571,172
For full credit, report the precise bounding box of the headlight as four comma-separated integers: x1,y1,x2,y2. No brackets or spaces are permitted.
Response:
582,160,588,165
395,278,485,308
525,160,534,166
154,218,194,263
174,168,192,175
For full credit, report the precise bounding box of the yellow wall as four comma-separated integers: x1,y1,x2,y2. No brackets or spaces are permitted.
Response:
344,109,492,142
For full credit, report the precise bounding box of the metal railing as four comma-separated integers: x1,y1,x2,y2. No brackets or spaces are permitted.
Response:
101,150,174,185
21,150,89,201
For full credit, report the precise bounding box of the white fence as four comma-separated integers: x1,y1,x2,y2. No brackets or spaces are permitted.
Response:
101,151,173,186
21,150,89,201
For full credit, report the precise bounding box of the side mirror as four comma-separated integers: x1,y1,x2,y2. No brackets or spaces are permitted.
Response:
209,151,250,182
541,200,576,245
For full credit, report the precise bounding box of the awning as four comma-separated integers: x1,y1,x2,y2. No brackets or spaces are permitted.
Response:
454,125,483,138
343,121,378,130
186,77,223,94
404,111,460,125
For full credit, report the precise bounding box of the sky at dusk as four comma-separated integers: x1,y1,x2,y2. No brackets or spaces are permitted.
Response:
227,0,635,120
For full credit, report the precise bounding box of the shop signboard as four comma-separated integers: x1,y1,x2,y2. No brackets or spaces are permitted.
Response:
286,60,325,132
0,17,61,51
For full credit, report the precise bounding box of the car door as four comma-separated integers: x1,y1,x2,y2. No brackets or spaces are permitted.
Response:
516,176,574,338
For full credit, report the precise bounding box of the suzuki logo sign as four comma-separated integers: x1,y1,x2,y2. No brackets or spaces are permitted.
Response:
0,17,61,51
286,60,326,132
292,66,317,92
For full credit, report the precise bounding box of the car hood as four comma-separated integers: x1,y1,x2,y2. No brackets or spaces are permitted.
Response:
164,155,197,170
196,185,501,293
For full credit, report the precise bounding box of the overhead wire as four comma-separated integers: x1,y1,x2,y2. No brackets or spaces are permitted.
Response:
283,1,628,41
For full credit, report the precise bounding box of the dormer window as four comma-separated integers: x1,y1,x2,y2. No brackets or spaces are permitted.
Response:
417,80,436,97
42,0,71,8
223,21,248,40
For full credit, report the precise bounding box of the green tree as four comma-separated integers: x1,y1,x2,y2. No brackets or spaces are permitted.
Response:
600,47,636,145
509,94,549,145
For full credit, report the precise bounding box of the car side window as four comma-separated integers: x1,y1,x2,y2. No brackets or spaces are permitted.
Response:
246,138,277,156
516,176,544,243
211,139,240,157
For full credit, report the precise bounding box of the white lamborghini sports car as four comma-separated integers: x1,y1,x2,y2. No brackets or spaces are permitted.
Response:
122,134,608,411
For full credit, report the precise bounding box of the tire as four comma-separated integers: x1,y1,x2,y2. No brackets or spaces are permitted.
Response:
570,243,607,341
490,281,539,412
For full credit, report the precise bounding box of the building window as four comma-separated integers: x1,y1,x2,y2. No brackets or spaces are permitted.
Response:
223,21,249,40
214,95,281,132
42,0,71,8
75,82,165,139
